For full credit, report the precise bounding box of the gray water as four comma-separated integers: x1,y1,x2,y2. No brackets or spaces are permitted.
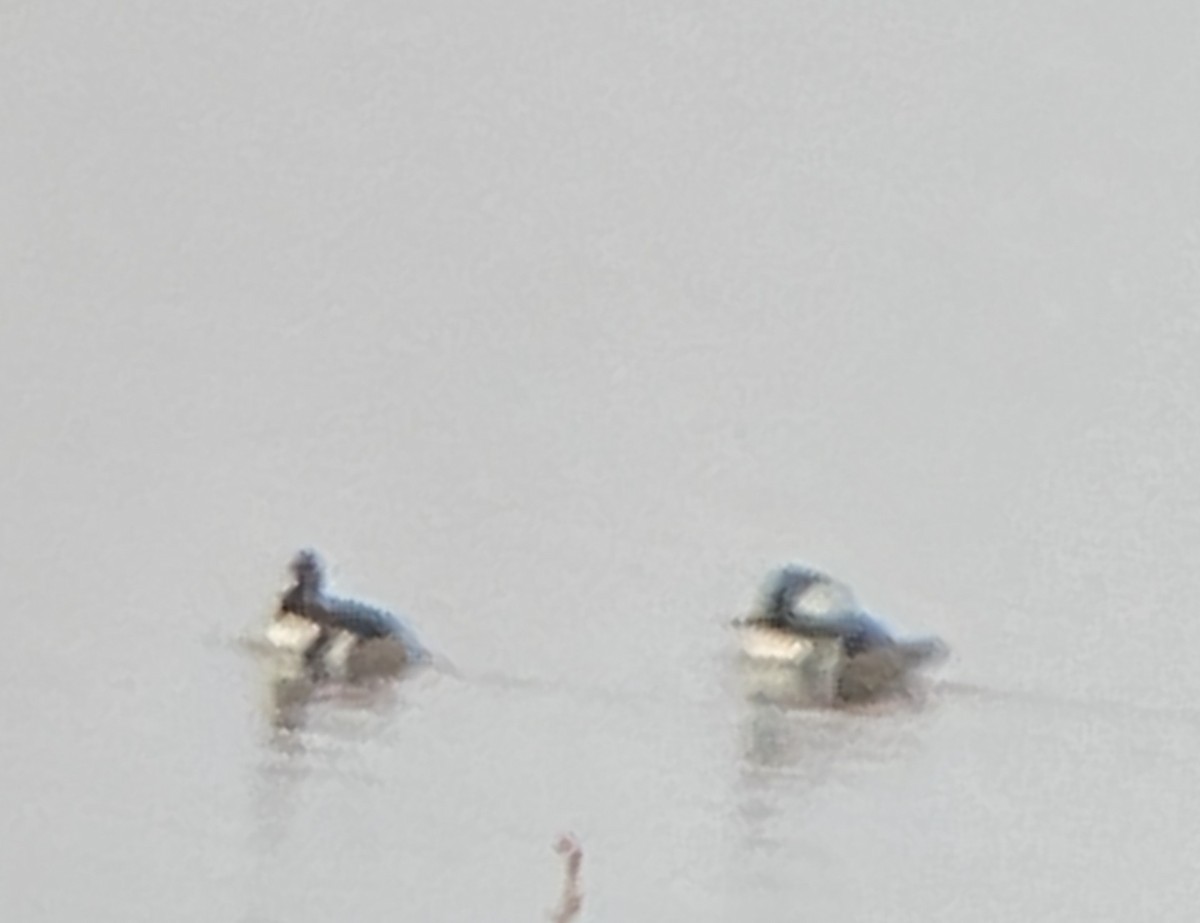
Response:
3,3,1199,920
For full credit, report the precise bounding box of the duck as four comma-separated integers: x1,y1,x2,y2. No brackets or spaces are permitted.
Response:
736,563,948,703
268,549,430,677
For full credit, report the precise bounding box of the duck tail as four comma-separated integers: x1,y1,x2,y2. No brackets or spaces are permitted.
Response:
895,635,950,668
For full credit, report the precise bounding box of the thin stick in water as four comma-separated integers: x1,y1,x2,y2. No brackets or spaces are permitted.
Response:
548,834,584,923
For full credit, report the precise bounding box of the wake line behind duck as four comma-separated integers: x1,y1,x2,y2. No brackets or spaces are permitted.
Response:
736,563,948,705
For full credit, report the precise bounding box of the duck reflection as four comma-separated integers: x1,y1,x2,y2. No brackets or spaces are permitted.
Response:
731,694,934,871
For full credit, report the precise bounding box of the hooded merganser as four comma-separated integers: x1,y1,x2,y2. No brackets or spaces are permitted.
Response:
737,564,948,702
269,549,430,676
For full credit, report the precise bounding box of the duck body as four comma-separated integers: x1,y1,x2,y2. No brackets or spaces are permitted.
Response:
269,550,429,677
738,564,947,704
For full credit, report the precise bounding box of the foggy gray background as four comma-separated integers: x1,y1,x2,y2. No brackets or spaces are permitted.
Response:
2,2,1198,920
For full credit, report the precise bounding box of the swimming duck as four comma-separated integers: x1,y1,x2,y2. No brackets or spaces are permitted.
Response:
737,564,948,703
269,549,430,676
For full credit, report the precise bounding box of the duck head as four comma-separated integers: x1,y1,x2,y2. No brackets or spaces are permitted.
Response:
759,564,858,625
288,549,325,595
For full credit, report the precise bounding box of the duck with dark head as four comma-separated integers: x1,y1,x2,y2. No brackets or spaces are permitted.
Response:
737,563,948,704
270,549,430,678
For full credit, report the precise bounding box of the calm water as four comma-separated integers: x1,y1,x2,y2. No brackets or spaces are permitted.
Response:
3,3,1199,920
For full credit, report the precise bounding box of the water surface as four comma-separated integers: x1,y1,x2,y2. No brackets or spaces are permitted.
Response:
3,3,1199,920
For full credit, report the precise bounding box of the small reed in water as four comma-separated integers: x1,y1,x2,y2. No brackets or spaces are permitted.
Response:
548,834,584,923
